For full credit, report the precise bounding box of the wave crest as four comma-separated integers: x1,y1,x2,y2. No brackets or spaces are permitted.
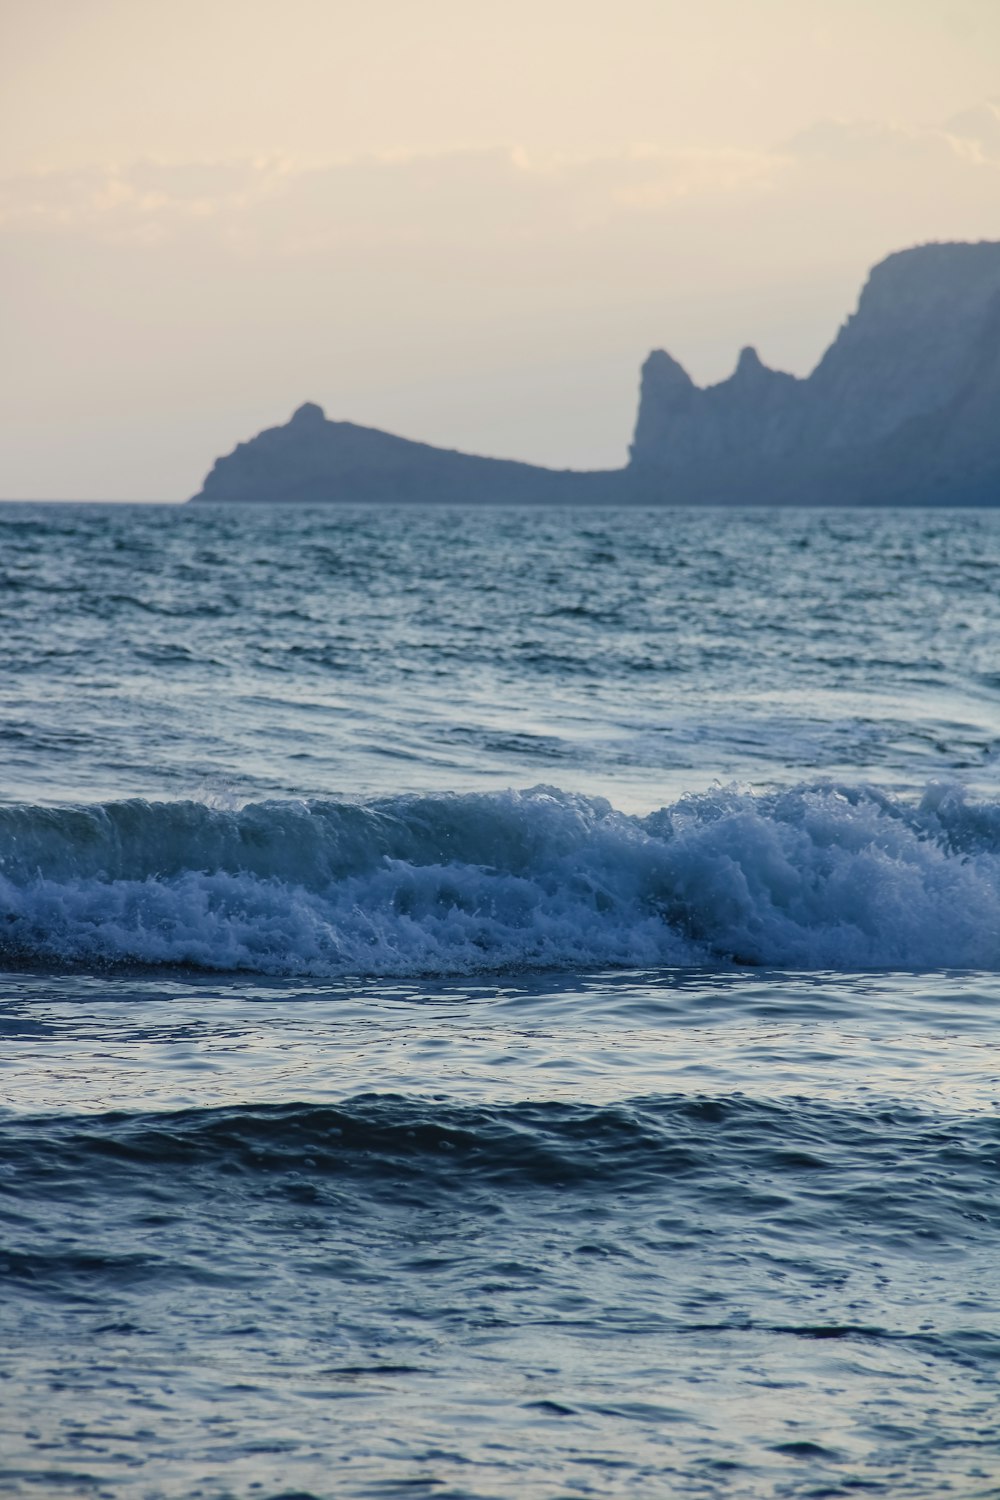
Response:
1,782,998,974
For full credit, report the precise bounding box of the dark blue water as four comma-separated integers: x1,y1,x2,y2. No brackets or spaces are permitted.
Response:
1,504,999,1497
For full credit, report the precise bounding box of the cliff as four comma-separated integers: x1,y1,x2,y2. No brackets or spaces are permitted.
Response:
191,240,1000,506
629,240,1000,504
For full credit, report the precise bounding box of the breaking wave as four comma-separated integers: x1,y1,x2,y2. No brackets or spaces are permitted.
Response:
1,782,999,975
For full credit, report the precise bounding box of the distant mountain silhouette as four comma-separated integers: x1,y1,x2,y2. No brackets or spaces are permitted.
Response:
191,399,613,504
629,240,1000,504
190,241,1000,505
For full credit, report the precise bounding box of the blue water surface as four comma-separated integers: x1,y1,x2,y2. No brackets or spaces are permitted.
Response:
1,503,999,1498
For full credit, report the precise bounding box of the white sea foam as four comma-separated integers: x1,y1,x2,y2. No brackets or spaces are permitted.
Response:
0,783,998,975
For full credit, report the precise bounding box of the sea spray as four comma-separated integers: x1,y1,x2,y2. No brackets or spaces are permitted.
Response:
2,781,998,974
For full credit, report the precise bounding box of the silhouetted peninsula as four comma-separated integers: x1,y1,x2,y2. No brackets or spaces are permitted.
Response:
191,400,614,505
190,241,1000,506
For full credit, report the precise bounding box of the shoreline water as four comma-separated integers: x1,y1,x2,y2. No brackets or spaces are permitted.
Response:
2,501,998,1496
2,963,998,1498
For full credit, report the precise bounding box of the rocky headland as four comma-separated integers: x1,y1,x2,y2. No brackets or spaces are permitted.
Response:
191,400,614,505
191,240,1000,505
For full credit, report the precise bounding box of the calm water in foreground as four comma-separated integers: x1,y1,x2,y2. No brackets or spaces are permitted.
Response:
1,503,998,1498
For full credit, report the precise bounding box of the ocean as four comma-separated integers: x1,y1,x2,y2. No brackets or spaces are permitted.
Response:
1,501,998,1498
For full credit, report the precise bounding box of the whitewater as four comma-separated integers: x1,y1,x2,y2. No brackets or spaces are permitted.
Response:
1,501,999,1498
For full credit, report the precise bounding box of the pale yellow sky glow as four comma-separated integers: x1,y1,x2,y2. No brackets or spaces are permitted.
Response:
2,0,999,496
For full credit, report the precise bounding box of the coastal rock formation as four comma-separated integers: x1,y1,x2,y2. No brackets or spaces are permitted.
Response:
629,240,1000,504
191,240,1000,505
193,402,610,504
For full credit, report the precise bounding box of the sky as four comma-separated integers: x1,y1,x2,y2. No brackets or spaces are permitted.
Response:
2,0,1000,498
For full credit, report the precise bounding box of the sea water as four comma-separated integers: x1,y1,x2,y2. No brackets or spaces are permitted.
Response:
0,502,998,1498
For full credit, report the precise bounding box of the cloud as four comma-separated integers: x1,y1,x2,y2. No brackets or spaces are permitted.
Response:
0,159,271,243
943,99,1000,160
781,116,996,165
0,145,788,251
2,101,997,259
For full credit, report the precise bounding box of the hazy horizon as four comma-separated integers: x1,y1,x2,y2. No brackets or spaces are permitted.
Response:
3,0,1000,499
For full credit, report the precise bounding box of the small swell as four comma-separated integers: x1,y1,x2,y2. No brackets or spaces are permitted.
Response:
3,1094,997,1224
